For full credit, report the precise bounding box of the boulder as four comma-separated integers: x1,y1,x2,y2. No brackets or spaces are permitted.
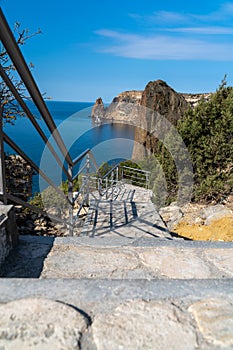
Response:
159,203,183,230
200,204,232,225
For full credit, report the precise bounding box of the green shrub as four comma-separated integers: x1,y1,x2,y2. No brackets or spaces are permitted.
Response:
150,77,233,204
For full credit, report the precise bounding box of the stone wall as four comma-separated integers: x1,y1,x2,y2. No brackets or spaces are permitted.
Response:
5,154,33,201
0,204,18,269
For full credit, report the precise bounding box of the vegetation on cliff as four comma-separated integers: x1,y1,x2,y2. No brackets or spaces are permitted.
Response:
150,78,233,204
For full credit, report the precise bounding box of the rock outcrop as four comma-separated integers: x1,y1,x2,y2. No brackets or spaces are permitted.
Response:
91,97,105,120
140,80,189,124
132,80,189,159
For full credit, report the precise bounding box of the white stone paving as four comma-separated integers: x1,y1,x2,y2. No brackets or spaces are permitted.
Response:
82,184,172,239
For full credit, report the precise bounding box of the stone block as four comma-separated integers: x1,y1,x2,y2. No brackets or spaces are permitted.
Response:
0,204,18,268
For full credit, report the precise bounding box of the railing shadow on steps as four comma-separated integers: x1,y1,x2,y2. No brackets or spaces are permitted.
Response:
0,8,151,236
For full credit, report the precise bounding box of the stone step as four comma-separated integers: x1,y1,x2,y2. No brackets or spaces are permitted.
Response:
1,235,233,349
41,236,233,279
2,235,233,280
0,278,233,349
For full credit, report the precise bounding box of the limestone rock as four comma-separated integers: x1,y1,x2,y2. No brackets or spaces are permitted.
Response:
140,247,212,279
41,245,140,279
182,92,211,108
204,249,233,277
159,203,183,230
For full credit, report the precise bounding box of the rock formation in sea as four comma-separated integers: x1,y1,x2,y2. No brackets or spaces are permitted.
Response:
91,97,105,121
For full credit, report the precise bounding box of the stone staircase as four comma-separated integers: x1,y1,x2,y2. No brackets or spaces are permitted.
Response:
0,184,233,349
81,184,173,239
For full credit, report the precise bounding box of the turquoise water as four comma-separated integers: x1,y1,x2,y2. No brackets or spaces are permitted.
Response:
4,101,135,193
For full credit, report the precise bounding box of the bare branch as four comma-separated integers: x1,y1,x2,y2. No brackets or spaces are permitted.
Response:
1,21,42,123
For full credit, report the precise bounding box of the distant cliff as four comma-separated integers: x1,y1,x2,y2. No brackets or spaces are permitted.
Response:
92,90,142,123
91,80,211,159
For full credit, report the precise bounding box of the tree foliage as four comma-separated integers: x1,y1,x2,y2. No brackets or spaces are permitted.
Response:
0,21,41,124
150,77,233,204
177,77,233,202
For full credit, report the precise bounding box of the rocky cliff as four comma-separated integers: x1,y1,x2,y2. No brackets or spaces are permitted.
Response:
92,91,142,123
91,80,211,160
132,80,189,159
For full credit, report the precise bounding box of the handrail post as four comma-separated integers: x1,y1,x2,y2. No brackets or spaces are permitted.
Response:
111,171,114,199
97,177,101,197
0,105,7,204
105,177,108,199
116,166,119,183
146,173,149,189
86,153,90,205
68,164,73,236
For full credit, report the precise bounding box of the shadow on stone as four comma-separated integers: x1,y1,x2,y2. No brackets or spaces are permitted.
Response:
0,235,55,278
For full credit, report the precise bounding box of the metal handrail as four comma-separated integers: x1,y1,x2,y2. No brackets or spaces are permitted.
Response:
0,65,71,180
3,132,69,202
73,148,91,166
0,8,72,166
0,9,93,235
0,8,151,236
121,165,150,174
100,163,119,179
121,166,150,189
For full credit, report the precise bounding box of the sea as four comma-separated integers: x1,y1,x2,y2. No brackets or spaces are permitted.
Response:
3,101,135,195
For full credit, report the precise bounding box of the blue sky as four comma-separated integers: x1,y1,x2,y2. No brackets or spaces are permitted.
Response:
1,0,233,102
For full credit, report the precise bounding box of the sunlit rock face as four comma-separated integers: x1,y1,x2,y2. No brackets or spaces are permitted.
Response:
132,80,189,160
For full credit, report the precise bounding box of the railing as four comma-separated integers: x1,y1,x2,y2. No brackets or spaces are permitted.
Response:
0,8,92,235
98,164,121,199
78,163,151,205
121,166,150,189
71,150,99,225
0,8,151,236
